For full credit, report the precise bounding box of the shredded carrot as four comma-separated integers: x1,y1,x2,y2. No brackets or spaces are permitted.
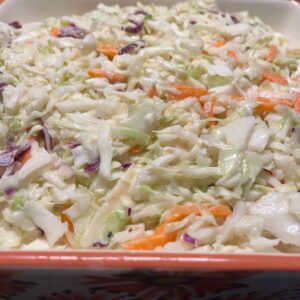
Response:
277,98,293,107
96,45,118,60
203,100,215,117
212,40,226,48
227,50,236,58
166,83,207,101
128,204,230,251
123,203,231,250
294,94,300,113
27,39,33,44
255,96,293,112
87,69,125,84
61,212,74,232
202,204,232,218
292,76,300,83
128,145,143,155
263,71,288,86
148,85,158,98
28,135,37,142
123,231,177,250
165,204,201,224
267,45,277,62
230,95,244,101
255,97,277,112
18,148,31,168
50,26,60,37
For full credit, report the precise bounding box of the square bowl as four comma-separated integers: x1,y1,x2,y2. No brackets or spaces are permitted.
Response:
0,0,300,299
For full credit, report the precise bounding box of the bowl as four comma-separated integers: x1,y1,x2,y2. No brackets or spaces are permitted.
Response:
0,0,300,299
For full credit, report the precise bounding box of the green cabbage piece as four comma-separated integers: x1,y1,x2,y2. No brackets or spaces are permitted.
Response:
112,127,150,146
9,117,22,131
11,196,24,211
105,208,129,234
207,75,233,89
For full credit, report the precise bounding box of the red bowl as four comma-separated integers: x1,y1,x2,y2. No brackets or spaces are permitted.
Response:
0,0,300,298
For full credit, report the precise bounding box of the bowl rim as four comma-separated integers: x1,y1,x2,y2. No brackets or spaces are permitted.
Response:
0,251,300,270
0,0,300,271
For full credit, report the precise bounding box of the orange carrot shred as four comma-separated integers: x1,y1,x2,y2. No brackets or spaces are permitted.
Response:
255,97,276,112
96,45,118,60
277,98,293,107
292,76,300,83
148,85,158,98
227,50,236,58
123,231,178,250
167,83,207,101
128,145,143,155
267,45,277,62
294,94,300,113
230,95,244,101
50,27,60,37
87,69,125,84
18,149,31,168
207,204,232,218
203,100,215,117
212,40,226,48
123,203,231,250
263,71,288,86
61,213,74,233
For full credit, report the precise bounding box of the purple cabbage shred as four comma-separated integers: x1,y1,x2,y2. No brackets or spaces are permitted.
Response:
58,23,86,39
0,82,8,92
230,15,240,24
84,158,100,174
69,142,81,149
9,21,22,29
4,187,16,197
0,145,19,167
92,241,108,248
127,207,132,216
42,125,52,152
134,10,148,16
118,40,145,55
121,162,132,170
123,21,144,34
183,233,196,245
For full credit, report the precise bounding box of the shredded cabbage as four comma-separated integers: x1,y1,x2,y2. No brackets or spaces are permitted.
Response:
0,0,299,253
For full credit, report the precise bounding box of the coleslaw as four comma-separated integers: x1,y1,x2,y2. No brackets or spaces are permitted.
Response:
0,0,300,253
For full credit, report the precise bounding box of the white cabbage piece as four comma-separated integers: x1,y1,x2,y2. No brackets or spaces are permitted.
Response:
112,224,145,244
218,116,257,150
273,153,299,182
121,100,165,134
64,187,90,219
97,121,113,178
0,221,21,248
3,208,36,231
80,167,136,247
217,201,247,243
25,201,68,246
248,124,271,152
2,84,26,112
218,149,243,187
156,125,198,149
249,192,300,246
52,184,77,204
